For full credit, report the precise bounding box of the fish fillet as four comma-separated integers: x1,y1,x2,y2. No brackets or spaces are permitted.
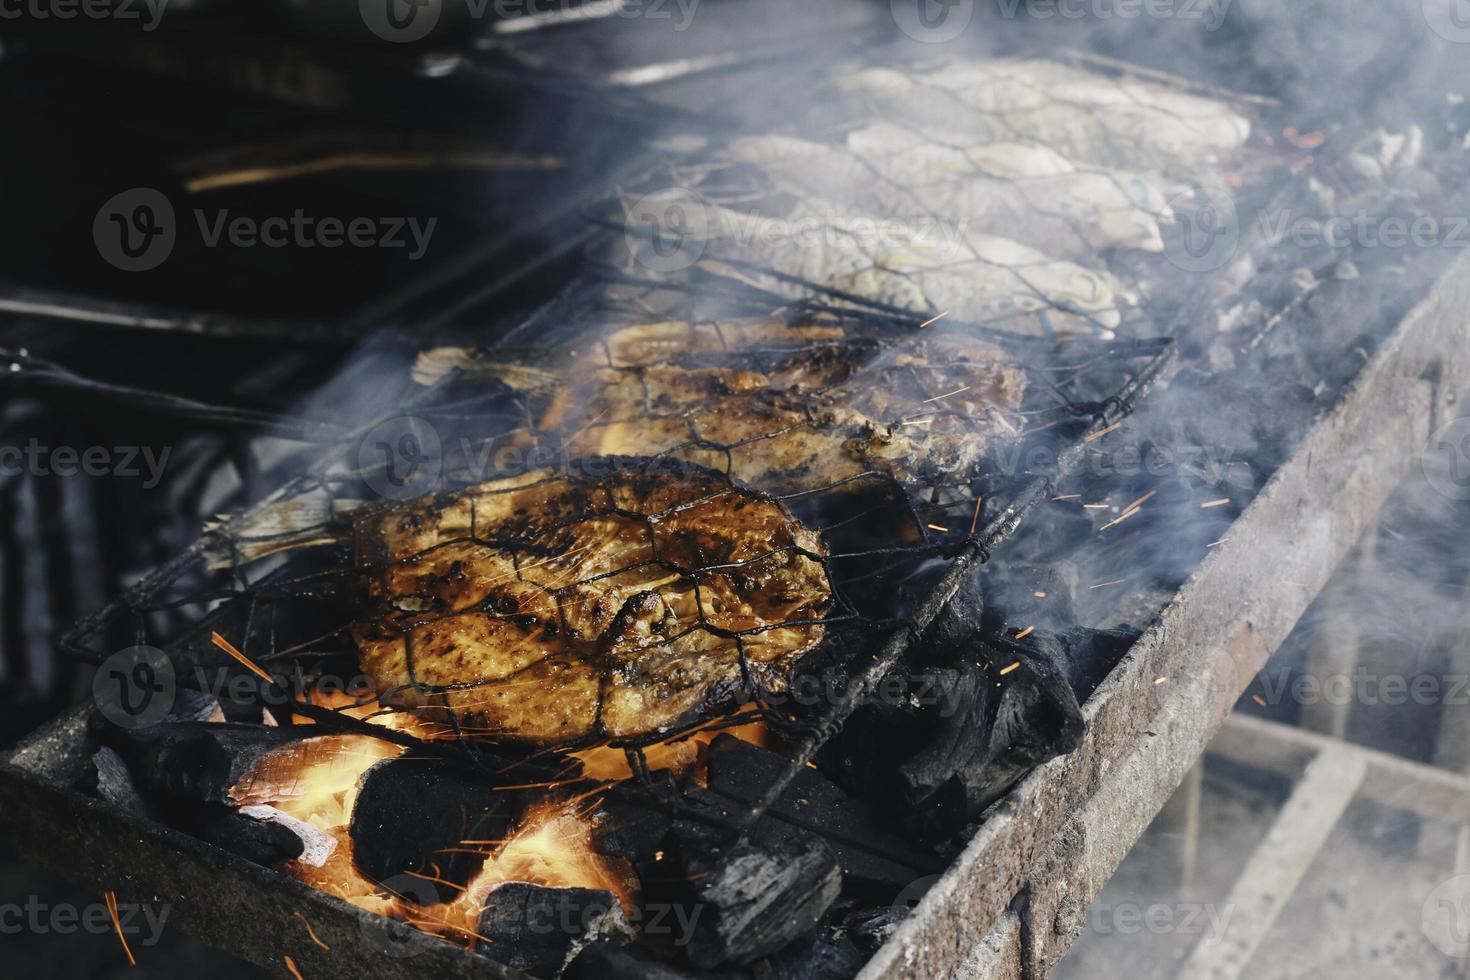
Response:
351,460,830,743
725,123,1177,255
539,320,1028,493
630,192,1128,337
833,58,1251,173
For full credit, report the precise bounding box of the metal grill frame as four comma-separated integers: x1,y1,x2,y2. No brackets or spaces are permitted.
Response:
3,22,1464,977
0,241,1465,979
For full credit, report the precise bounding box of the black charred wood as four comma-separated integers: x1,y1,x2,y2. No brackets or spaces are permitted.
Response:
565,940,749,980
185,802,305,866
589,769,679,864
843,905,909,956
86,746,155,817
88,728,305,863
166,688,224,724
903,641,1085,839
819,611,1126,841
750,926,863,980
651,832,842,969
702,735,936,894
95,720,314,804
350,755,521,902
476,883,633,979
823,562,1140,840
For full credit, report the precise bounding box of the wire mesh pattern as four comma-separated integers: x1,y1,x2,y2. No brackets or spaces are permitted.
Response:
350,458,833,744
600,52,1264,348
58,295,1172,812
56,47,1250,903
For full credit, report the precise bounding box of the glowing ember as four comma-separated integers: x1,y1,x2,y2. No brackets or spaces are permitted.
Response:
246,690,426,833
463,803,636,914
226,684,646,950
571,715,769,782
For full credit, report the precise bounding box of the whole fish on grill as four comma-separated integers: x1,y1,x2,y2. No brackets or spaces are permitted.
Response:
351,459,830,743
626,192,1130,337
723,122,1179,256
832,58,1252,174
537,320,1028,494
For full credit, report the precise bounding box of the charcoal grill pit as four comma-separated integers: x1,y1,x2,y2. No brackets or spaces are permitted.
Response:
5,245,1467,977
5,5,1470,979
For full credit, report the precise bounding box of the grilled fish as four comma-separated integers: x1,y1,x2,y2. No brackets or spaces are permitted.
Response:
635,192,1129,337
539,320,1028,493
351,460,829,743
724,123,1178,256
833,58,1251,173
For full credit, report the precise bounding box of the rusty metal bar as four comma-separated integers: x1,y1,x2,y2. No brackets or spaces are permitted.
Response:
859,243,1470,980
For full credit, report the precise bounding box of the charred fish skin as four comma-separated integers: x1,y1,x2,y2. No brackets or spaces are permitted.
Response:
537,320,1028,496
351,458,830,744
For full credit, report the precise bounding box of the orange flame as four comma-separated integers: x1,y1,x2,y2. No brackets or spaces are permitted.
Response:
226,687,637,948
463,802,635,912
571,714,769,782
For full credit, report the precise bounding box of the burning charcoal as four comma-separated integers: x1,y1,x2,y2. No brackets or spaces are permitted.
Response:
565,940,749,980
476,883,634,979
186,802,305,866
892,664,1002,808
750,926,863,980
87,746,154,817
350,755,519,900
916,627,1134,825
815,664,974,806
166,688,224,724
825,559,1140,840
899,641,1086,839
843,905,908,956
821,623,1112,841
912,562,1078,662
653,833,842,969
96,721,316,804
238,804,339,867
702,735,935,894
589,770,679,864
